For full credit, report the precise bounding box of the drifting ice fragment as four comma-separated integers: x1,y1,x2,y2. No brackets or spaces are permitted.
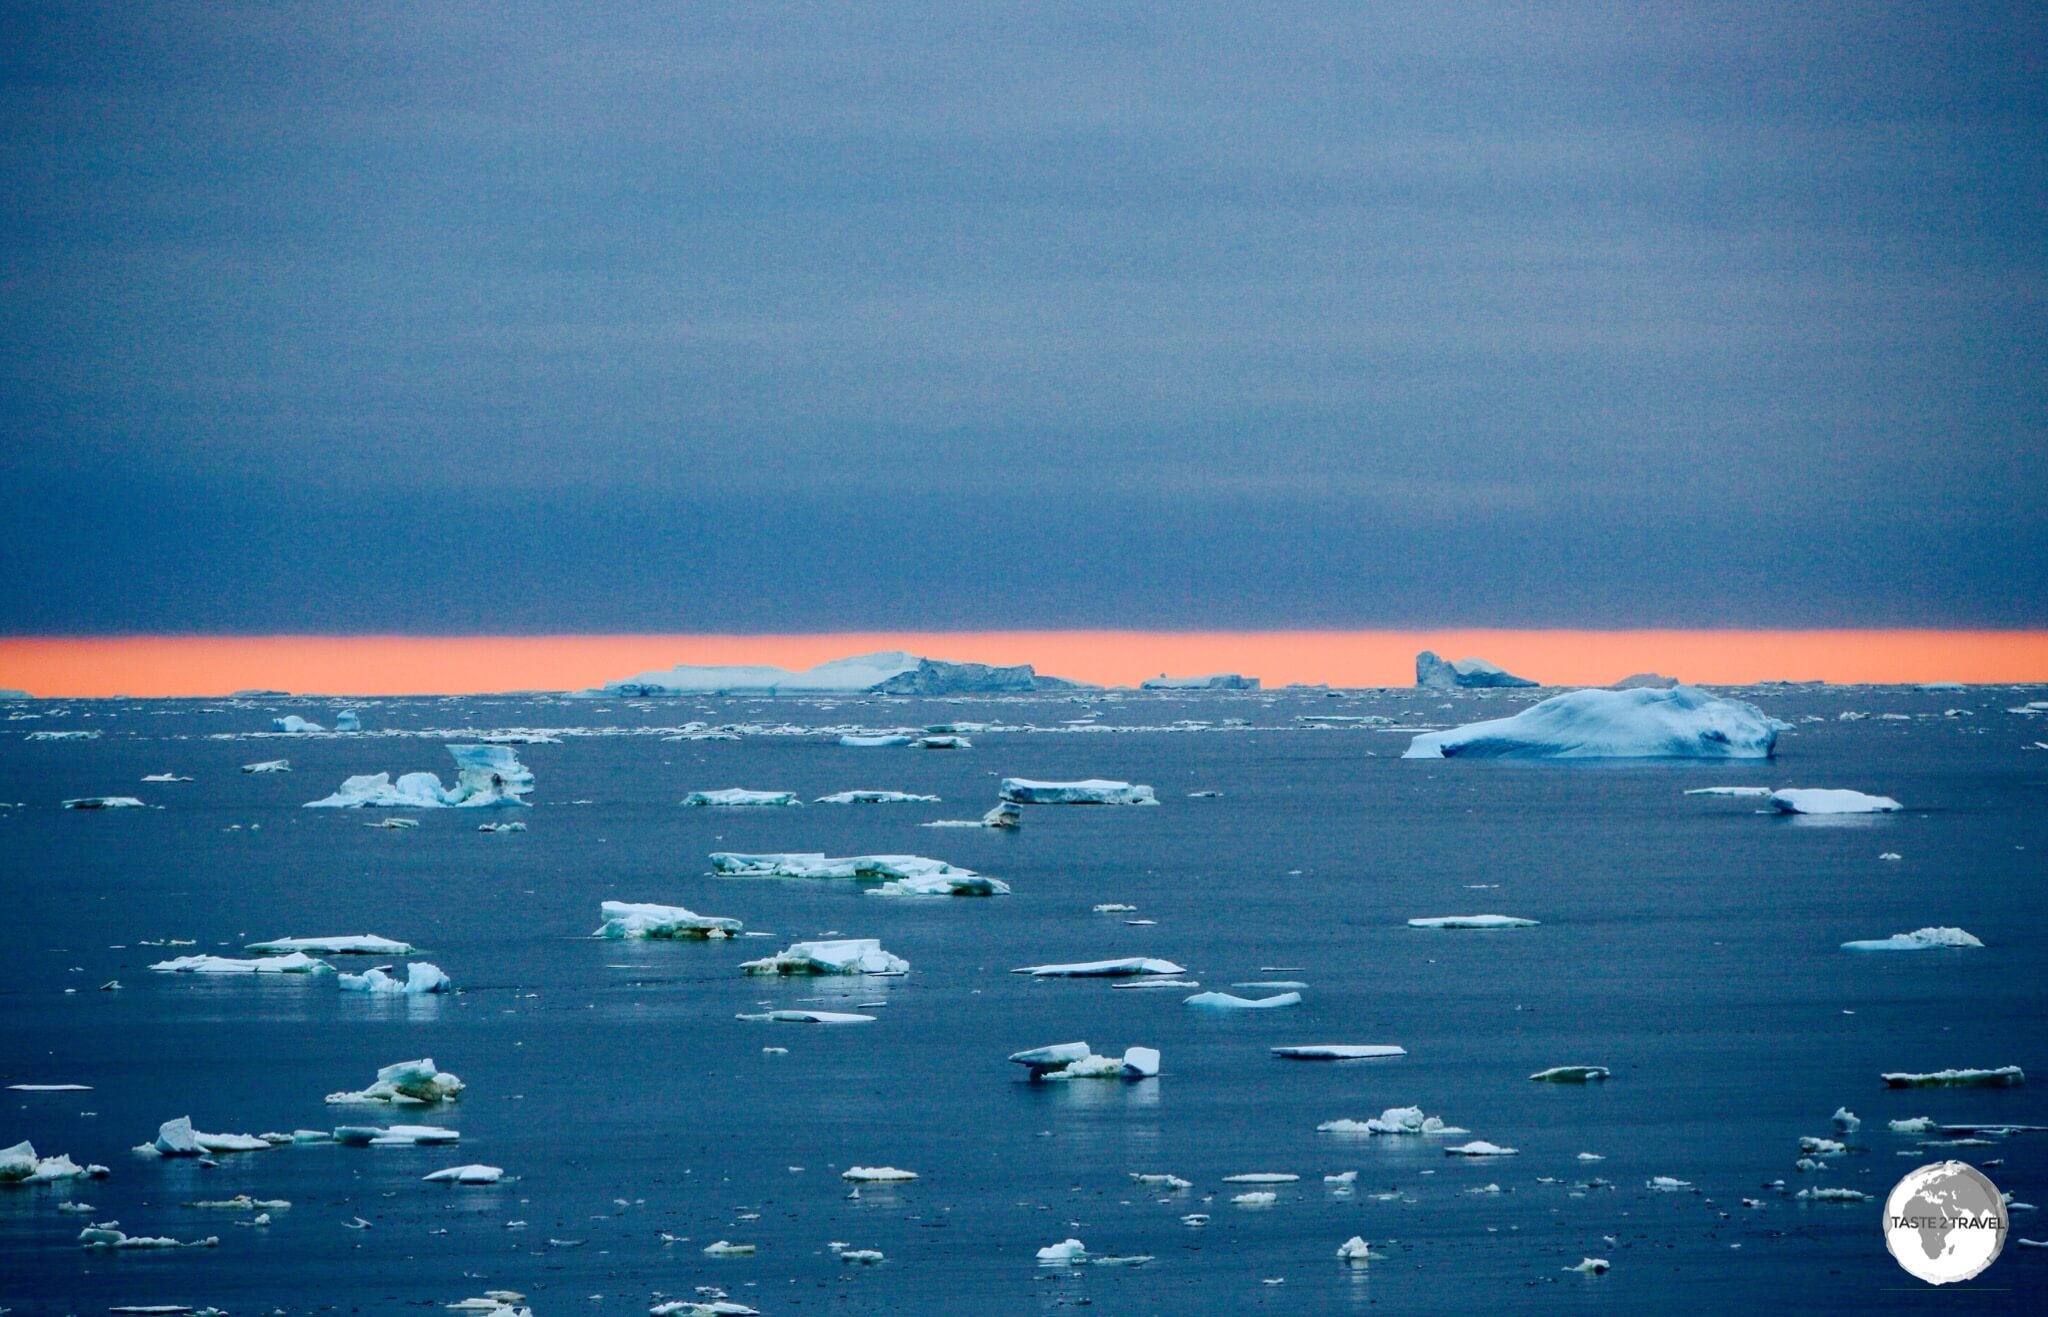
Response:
701,1240,755,1256
1568,1257,1611,1274
1337,1236,1384,1262
1881,1067,2023,1088
272,716,323,733
1404,686,1777,760
339,962,452,995
242,760,291,774
1184,991,1301,1009
1768,789,1902,815
63,797,146,809
1317,1107,1466,1136
1038,1238,1087,1264
740,939,908,976
712,852,1007,894
151,952,330,975
838,734,913,747
248,934,416,955
1841,927,1982,951
0,1141,108,1184
1232,1191,1277,1206
1013,958,1185,978
596,902,742,939
1530,1066,1609,1083
1890,1117,1936,1133
736,1010,874,1024
1407,915,1539,930
331,1124,459,1147
999,778,1157,805
814,790,940,804
78,1223,218,1249
333,709,361,732
423,1165,503,1184
146,1117,272,1157
1833,1108,1861,1134
325,1058,464,1105
1271,1045,1405,1061
1646,1176,1692,1191
841,1166,917,1182
1685,786,1773,797
1444,1141,1518,1157
305,746,532,808
1795,1187,1869,1202
682,789,800,807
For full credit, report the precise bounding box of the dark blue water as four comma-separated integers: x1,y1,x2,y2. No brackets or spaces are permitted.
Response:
2,685,2044,1313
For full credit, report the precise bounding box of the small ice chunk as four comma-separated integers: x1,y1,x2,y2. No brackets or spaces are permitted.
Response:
596,902,742,940
1444,1141,1518,1157
837,734,912,747
78,1223,219,1249
1530,1065,1609,1083
740,939,908,976
982,801,1023,829
1833,1108,1861,1133
1012,958,1185,978
1270,1045,1405,1061
1130,1173,1191,1190
272,715,323,733
1889,1116,1936,1133
0,1141,107,1184
1224,1173,1299,1184
1407,915,1539,930
325,1058,464,1105
701,1239,756,1256
1841,927,1983,952
338,962,452,995
841,1166,917,1182
1568,1257,1611,1274
331,1123,459,1147
999,778,1157,806
1232,1191,1277,1206
1037,1238,1087,1264
1009,1042,1094,1074
1184,991,1301,1010
1769,788,1902,815
242,759,292,774
913,735,970,749
1317,1106,1466,1136
1337,1236,1384,1262
1646,1176,1692,1191
1795,1187,1869,1202
1685,786,1774,797
682,788,800,807
736,1009,874,1024
424,1164,503,1184
1881,1066,2023,1088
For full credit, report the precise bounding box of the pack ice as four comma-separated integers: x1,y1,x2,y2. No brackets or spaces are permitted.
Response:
1000,778,1157,805
596,902,744,939
1768,788,1902,815
1404,685,1777,759
740,939,908,975
305,745,532,808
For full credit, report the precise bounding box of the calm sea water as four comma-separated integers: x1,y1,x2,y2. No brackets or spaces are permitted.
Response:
2,685,2044,1314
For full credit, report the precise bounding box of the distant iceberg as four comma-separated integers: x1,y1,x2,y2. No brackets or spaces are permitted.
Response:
247,934,415,955
1612,673,1680,690
1768,788,1901,815
590,650,1085,697
1404,686,1777,760
595,901,743,939
814,790,941,804
1841,927,1981,952
1407,915,1539,930
682,788,799,807
305,745,532,809
1000,778,1158,805
740,938,908,976
1416,651,1538,690
333,709,362,732
710,852,1007,895
272,715,324,733
1141,673,1260,690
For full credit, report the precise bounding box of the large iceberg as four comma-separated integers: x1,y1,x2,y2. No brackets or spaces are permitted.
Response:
305,745,532,809
592,650,1082,697
1141,673,1260,690
1416,651,1538,690
740,939,908,975
1000,778,1158,805
595,901,743,939
1403,686,1777,760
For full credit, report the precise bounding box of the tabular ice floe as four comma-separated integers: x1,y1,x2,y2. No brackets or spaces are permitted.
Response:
1407,915,1540,930
1223,1173,1300,1184
305,746,533,809
63,796,146,810
1646,1176,1693,1191
1685,786,1774,797
651,1301,759,1316
682,788,800,807
1131,1172,1192,1189
151,951,330,975
79,1222,218,1249
142,1117,277,1158
272,715,324,733
1318,1106,1467,1136
838,733,914,747
710,852,1008,896
1013,957,1185,978
423,1164,504,1184
242,760,291,774
141,772,194,782
1531,1066,1610,1083
1768,788,1901,815
814,790,941,804
325,1058,464,1105
1404,686,1778,760
247,934,415,955
1841,927,1983,952
841,1166,918,1182
1271,1045,1406,1061
737,1009,875,1024
914,734,970,749
741,939,908,976
1009,1042,1160,1080
1881,1066,2024,1088
1232,1191,1278,1206
332,1123,459,1146
339,962,452,995
1444,1140,1519,1156
1,1140,109,1183
1184,990,1301,1010
597,902,743,939
1795,1186,1870,1202
999,778,1158,806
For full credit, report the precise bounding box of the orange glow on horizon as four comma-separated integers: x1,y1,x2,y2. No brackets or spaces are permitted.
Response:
0,631,2043,698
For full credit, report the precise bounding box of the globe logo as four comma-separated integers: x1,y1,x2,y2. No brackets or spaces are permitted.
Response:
1884,1161,2008,1284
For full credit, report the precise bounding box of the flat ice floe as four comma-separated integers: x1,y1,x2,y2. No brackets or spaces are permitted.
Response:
144,1117,275,1158
325,1058,464,1105
999,778,1158,805
1841,927,1983,952
841,1166,918,1182
710,852,1008,895
423,1164,503,1184
241,759,291,774
682,788,800,807
1012,957,1185,977
1008,1042,1159,1080
595,901,743,939
1,1140,108,1183
1881,1066,2024,1088
1530,1066,1610,1083
1685,786,1774,797
63,796,146,809
305,745,532,808
837,734,913,747
736,1009,875,1024
1404,685,1777,759
814,790,940,804
1184,990,1301,1009
339,962,452,994
1443,1140,1519,1156
1795,1187,1869,1202
1768,788,1901,814
1271,1045,1406,1061
1407,915,1539,930
247,934,416,955
332,1123,459,1146
1317,1106,1467,1136
78,1223,218,1249
151,952,330,975
740,938,908,976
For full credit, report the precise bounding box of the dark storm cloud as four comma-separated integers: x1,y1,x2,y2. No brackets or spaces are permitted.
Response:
1,1,2042,630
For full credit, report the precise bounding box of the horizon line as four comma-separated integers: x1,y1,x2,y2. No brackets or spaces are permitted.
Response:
2,629,2046,697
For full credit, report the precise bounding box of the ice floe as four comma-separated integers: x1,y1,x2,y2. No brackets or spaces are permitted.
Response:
1037,1238,1088,1264
1184,990,1301,1009
737,1009,875,1024
596,902,743,939
79,1222,218,1249
1317,1106,1467,1136
272,716,324,733
999,778,1157,805
1404,686,1777,759
1841,927,1982,952
1008,1042,1158,1080
1530,1066,1610,1083
1012,957,1185,977
1,1141,108,1183
143,1117,275,1158
1768,788,1901,814
1444,1140,1518,1156
1881,1066,2023,1088
682,789,800,807
334,709,361,732
424,1164,504,1184
1795,1187,1869,1202
814,790,940,804
710,851,1007,895
838,734,913,748
841,1166,918,1182
1337,1236,1385,1262
1567,1257,1611,1274
339,962,452,995
740,939,908,976
1271,1045,1406,1061
141,773,193,783
1685,786,1774,797
325,1058,464,1105
247,934,415,955
1407,915,1539,930
151,952,330,975
305,745,532,808
63,796,146,809
242,758,291,774
332,1123,459,1146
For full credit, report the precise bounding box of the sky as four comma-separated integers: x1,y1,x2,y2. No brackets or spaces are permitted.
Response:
1,2,2043,634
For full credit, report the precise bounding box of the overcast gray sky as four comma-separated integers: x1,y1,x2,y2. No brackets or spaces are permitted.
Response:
2,1,2042,632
